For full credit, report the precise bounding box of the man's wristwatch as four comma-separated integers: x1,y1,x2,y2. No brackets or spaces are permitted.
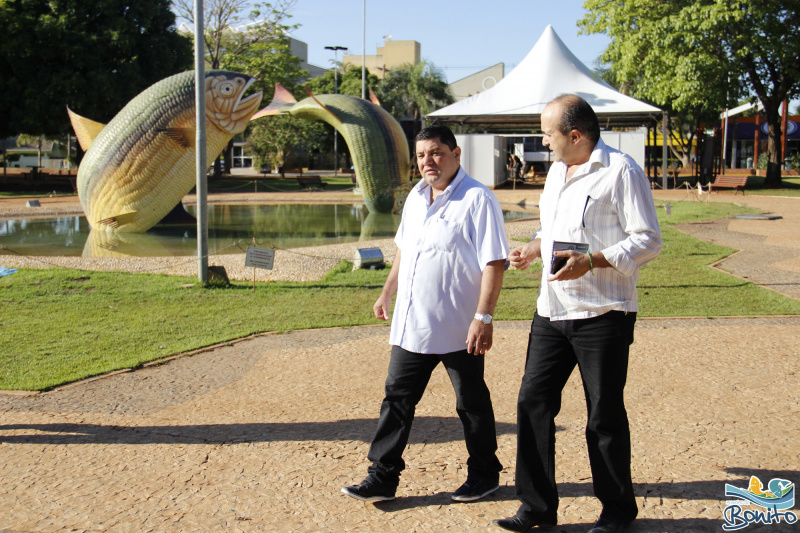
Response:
474,313,493,324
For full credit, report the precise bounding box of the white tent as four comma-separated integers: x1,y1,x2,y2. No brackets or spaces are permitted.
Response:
428,25,662,129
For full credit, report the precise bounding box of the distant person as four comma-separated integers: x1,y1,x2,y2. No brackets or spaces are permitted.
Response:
342,124,509,503
494,95,662,533
513,155,523,179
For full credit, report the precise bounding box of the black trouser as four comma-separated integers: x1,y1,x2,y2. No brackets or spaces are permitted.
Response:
366,345,502,486
515,311,638,524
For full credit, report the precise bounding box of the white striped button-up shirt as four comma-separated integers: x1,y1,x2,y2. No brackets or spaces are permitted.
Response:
390,168,509,354
534,138,662,321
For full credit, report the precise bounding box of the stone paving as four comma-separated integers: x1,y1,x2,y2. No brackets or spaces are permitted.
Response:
1,188,800,532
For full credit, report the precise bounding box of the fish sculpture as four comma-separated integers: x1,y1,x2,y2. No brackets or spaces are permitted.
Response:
68,70,262,233
252,84,412,214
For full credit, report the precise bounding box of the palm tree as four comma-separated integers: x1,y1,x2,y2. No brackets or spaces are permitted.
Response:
377,60,454,128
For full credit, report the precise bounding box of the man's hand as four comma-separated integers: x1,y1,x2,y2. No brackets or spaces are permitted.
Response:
509,239,541,271
466,320,492,355
548,250,591,281
373,292,393,320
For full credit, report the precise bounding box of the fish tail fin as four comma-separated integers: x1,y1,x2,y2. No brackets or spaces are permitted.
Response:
67,107,106,151
369,87,381,106
303,87,342,124
251,83,298,120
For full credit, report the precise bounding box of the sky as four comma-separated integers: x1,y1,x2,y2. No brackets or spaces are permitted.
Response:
288,0,611,84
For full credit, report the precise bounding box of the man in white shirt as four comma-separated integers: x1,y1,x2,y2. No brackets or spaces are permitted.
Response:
494,95,662,533
342,125,510,503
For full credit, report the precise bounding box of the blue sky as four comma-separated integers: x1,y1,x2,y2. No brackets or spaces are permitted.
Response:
289,0,610,84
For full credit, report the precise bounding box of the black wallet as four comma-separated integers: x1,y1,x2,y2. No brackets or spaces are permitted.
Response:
551,241,589,274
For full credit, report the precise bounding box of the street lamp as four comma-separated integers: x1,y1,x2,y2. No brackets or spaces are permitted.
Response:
325,45,348,176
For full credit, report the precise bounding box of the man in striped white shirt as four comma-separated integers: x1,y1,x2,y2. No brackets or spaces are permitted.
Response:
494,95,662,533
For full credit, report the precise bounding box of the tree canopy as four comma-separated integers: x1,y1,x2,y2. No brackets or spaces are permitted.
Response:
303,65,381,98
0,0,192,137
172,0,297,70
375,61,454,123
231,35,326,172
580,0,800,185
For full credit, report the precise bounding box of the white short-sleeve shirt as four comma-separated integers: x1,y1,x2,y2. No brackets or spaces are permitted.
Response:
390,168,509,354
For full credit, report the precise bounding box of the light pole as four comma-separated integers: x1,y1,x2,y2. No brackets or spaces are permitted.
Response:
325,45,347,176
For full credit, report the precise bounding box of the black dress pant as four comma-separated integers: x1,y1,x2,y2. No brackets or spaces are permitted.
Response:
366,345,502,486
515,311,638,524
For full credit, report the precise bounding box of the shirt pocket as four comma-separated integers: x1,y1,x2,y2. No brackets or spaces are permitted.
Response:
425,217,460,252
578,195,614,235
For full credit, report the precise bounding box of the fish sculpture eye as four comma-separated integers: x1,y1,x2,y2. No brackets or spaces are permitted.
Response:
218,81,236,97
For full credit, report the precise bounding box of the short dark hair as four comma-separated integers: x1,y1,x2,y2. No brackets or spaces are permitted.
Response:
550,94,600,143
415,124,458,150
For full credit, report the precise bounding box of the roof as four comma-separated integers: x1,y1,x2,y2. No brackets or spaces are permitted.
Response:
428,25,662,130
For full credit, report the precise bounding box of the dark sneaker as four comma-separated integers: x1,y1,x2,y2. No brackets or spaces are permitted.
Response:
451,477,500,502
341,477,396,502
588,517,630,533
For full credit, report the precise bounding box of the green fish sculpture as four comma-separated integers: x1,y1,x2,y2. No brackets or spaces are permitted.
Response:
252,85,412,214
69,70,262,233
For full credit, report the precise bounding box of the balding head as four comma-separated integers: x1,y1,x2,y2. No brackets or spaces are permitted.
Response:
546,94,601,144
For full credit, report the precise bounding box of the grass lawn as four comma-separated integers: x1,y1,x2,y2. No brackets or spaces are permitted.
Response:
2,200,799,390
208,174,379,194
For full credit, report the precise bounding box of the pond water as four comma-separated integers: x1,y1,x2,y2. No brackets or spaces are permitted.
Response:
0,203,537,258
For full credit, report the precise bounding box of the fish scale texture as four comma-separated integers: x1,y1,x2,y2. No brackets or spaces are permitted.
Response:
76,71,261,233
289,94,411,214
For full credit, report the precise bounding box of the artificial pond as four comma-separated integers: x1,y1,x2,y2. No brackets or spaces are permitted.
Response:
0,203,536,258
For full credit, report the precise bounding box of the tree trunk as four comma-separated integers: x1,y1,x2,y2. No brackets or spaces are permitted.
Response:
763,105,783,187
224,140,234,174
213,157,222,180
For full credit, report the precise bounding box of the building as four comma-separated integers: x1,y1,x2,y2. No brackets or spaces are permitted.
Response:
2,137,71,171
342,39,420,79
448,63,505,102
287,37,328,80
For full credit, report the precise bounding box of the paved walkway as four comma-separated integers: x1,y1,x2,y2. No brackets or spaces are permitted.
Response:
2,188,800,532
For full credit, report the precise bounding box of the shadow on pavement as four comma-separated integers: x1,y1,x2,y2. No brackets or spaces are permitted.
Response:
0,417,521,445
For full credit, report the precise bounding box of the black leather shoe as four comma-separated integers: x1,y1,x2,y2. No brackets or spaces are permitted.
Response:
588,517,629,533
493,515,556,532
341,477,396,502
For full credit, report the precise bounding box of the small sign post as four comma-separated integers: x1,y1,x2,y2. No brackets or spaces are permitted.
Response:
245,244,275,293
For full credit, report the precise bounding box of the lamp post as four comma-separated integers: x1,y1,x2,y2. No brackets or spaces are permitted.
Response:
325,45,347,176
362,0,366,100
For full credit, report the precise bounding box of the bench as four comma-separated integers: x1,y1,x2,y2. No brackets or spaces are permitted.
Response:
283,167,307,176
709,175,748,195
296,175,326,190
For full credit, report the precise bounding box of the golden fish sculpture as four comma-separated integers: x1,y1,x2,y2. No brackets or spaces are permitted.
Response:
252,84,411,214
68,70,262,233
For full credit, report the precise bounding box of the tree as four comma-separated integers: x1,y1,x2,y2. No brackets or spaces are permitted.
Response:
375,60,454,124
0,0,192,138
580,0,800,186
247,115,326,174
172,0,297,175
303,64,381,97
172,0,297,69
232,36,327,174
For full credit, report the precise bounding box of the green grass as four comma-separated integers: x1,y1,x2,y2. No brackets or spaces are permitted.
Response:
207,174,366,194
2,200,798,391
742,175,800,196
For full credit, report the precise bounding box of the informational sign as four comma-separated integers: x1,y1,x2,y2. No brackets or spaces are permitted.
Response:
245,246,275,270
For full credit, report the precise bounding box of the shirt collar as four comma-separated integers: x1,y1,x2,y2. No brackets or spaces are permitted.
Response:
414,166,466,203
569,138,609,181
